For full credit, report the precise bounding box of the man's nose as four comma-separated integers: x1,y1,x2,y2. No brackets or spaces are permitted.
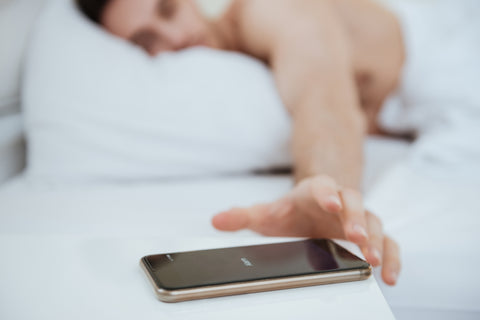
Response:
161,24,193,51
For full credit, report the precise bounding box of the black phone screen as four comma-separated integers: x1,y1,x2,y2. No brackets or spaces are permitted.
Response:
143,239,369,290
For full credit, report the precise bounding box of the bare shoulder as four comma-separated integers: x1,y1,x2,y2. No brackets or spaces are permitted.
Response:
225,0,403,87
227,0,339,61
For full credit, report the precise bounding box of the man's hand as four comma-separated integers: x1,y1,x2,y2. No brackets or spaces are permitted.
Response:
212,174,401,286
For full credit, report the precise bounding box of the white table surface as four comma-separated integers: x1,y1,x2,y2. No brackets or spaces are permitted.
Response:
0,175,395,319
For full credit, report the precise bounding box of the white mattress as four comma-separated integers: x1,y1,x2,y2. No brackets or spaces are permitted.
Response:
1,137,479,319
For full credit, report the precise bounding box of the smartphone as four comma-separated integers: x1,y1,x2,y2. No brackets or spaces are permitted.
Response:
140,239,371,303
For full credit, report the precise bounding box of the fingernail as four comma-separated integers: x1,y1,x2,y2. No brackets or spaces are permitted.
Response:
328,196,342,210
352,224,368,239
390,272,398,284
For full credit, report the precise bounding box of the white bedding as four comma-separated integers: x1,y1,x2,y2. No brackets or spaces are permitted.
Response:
2,137,479,319
0,137,403,320
367,165,480,318
3,0,480,318
24,0,293,183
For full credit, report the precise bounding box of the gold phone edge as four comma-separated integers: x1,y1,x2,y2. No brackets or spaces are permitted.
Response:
139,258,372,303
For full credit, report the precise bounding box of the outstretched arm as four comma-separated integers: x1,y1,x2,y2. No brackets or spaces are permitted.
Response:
235,0,366,187
213,0,400,286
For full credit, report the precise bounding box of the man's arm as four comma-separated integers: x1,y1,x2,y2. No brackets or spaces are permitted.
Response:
213,1,401,286
235,0,366,188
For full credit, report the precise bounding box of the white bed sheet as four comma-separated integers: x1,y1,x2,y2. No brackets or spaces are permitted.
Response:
1,137,479,319
366,164,480,319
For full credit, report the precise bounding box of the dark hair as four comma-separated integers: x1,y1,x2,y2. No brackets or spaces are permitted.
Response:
75,0,110,24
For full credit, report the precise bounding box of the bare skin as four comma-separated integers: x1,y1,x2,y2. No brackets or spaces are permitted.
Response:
100,0,403,285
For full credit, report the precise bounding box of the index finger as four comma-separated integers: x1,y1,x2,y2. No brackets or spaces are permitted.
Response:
339,188,368,244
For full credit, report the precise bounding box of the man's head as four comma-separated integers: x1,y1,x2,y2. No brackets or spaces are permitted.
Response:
76,0,221,56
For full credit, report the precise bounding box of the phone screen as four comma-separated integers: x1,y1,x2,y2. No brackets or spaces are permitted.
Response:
143,239,369,290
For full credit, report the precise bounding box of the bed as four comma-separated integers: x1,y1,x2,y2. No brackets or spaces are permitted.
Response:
2,136,479,319
0,138,399,320
1,0,479,319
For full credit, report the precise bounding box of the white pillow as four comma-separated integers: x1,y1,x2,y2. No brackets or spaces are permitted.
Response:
0,0,46,184
0,0,47,116
23,0,292,182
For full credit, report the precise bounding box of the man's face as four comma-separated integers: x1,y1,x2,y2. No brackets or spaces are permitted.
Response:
101,0,218,56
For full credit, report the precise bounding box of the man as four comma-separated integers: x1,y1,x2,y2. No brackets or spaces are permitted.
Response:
76,0,408,286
